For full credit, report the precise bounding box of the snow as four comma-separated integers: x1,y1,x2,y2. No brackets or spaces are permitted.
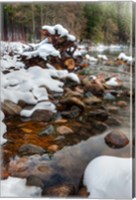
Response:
105,77,119,86
20,101,56,117
22,43,60,60
83,156,132,199
1,55,25,70
1,176,42,197
0,110,7,144
118,52,133,65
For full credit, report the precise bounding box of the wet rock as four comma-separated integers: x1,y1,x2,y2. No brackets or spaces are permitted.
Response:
84,96,102,105
27,175,44,188
107,106,119,114
78,186,89,197
2,100,22,115
91,121,108,133
31,110,54,122
55,135,65,141
60,97,85,110
39,125,54,136
117,101,128,107
55,119,68,124
88,110,109,122
42,184,75,197
64,88,83,98
18,144,46,156
105,130,129,148
48,145,59,152
57,126,74,135
105,117,122,126
103,93,116,100
61,106,81,119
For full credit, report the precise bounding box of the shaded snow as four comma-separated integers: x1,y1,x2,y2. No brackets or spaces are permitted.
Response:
83,156,132,199
0,110,7,144
105,77,119,86
1,176,42,197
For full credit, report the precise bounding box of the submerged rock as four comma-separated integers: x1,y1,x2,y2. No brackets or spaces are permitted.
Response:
39,125,54,136
104,130,129,148
105,117,122,126
57,126,74,135
18,144,46,156
42,184,75,197
87,110,109,122
31,110,54,122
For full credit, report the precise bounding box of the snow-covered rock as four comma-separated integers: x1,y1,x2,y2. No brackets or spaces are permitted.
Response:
1,176,42,197
83,156,132,199
105,77,120,87
118,53,133,65
85,54,98,62
97,54,108,61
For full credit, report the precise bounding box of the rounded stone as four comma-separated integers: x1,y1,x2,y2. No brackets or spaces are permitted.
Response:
104,130,129,148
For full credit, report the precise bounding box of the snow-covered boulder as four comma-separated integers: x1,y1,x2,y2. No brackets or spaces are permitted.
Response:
83,156,132,199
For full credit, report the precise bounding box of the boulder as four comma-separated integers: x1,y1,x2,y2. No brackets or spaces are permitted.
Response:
104,130,129,148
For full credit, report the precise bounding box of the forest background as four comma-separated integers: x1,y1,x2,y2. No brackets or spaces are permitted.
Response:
2,2,133,45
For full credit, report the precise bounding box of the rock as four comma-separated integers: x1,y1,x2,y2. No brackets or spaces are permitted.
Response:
48,145,59,152
57,126,74,135
27,175,44,188
42,184,75,197
18,144,46,156
61,106,81,119
107,106,119,114
39,125,54,136
88,110,109,122
2,100,22,115
31,110,54,122
55,119,68,124
103,93,116,100
64,88,83,98
84,96,102,105
60,97,85,110
117,101,128,107
105,117,122,126
78,187,89,197
1,168,9,180
105,130,129,148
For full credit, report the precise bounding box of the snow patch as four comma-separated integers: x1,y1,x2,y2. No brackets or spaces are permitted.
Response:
83,156,132,199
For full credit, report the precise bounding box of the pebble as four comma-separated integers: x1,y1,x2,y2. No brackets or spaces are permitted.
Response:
31,110,54,122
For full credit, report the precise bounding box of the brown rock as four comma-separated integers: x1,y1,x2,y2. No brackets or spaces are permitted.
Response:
60,97,85,109
57,126,74,135
105,130,129,148
78,187,89,197
31,109,53,122
42,184,75,197
84,96,102,105
117,101,128,107
55,119,68,124
1,168,9,180
88,110,109,122
48,145,59,152
2,100,22,115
